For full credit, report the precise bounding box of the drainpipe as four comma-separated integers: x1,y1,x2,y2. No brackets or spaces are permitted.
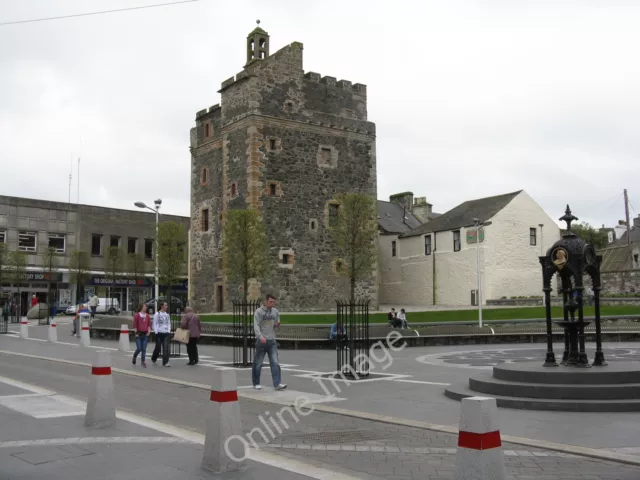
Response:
432,233,437,305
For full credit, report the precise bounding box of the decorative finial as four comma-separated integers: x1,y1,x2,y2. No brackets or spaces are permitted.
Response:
256,19,260,26
559,204,578,232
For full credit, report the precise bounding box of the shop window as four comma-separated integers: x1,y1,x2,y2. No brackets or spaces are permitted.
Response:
48,233,65,253
18,231,36,252
92,234,102,256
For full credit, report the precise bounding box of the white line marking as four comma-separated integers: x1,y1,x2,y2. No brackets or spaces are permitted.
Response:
0,374,361,480
0,393,47,400
0,437,193,448
0,394,85,418
394,379,451,386
0,375,55,395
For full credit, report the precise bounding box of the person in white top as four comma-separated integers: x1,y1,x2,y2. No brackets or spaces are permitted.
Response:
151,302,171,367
397,308,408,329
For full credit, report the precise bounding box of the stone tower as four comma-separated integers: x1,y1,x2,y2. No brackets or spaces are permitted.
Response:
189,24,378,312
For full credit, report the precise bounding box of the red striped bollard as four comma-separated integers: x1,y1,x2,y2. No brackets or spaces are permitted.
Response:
48,319,57,343
202,369,246,473
80,319,90,347
85,351,116,428
19,318,28,339
118,324,130,352
455,396,506,480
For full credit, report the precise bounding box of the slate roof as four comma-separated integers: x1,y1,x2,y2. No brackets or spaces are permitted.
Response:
614,228,640,246
399,190,522,238
599,245,633,271
377,200,422,234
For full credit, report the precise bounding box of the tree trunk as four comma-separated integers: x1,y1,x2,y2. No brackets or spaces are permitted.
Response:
350,276,356,304
47,281,51,324
243,278,248,303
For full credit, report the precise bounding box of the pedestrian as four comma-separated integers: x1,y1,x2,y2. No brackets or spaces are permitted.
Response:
397,308,408,329
132,303,151,367
88,294,99,319
180,306,201,366
31,295,38,307
151,301,171,367
252,294,287,391
72,303,88,336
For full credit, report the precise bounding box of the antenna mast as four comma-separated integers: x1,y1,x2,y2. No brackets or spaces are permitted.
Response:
77,157,80,204
68,154,72,203
624,188,632,267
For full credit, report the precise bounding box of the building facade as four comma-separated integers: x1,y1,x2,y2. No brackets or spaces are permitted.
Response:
379,190,561,307
0,195,189,315
189,26,378,312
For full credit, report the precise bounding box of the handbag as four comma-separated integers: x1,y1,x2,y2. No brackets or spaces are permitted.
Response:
174,327,190,344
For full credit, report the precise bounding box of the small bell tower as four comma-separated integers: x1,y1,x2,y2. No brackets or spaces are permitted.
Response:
246,20,269,64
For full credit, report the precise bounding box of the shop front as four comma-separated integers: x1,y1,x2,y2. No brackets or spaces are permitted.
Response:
86,276,154,314
1,271,64,317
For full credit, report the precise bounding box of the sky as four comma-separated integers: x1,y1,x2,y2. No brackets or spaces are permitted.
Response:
1,0,639,229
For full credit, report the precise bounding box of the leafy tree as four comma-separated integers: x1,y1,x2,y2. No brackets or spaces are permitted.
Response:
104,246,125,306
69,251,91,303
222,209,269,302
157,221,187,312
127,252,147,310
8,251,27,317
0,243,6,291
43,247,59,321
569,222,609,250
329,193,379,302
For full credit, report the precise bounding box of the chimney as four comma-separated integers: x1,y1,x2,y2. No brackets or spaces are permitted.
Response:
389,192,414,213
412,196,433,224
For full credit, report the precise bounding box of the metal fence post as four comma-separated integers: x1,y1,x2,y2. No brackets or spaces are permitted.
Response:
233,300,257,367
336,299,371,378
169,313,181,357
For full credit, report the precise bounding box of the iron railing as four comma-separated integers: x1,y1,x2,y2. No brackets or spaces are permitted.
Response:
336,300,371,377
169,313,182,357
232,300,261,367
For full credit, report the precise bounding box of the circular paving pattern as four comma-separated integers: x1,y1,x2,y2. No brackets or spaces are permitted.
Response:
416,347,640,369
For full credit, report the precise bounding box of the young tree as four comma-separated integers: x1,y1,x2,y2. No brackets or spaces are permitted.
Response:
8,251,27,317
157,221,188,312
569,222,609,250
329,193,379,303
43,247,59,322
222,209,269,302
104,247,124,309
0,243,6,291
127,252,147,310
69,251,91,304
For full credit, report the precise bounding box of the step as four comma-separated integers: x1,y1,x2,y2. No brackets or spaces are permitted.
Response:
469,372,640,400
444,383,640,412
493,361,640,385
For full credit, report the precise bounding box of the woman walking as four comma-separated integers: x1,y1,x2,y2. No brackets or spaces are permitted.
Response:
132,303,151,367
180,307,201,365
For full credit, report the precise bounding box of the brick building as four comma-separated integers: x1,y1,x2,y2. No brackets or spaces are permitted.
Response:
0,195,189,315
189,25,378,312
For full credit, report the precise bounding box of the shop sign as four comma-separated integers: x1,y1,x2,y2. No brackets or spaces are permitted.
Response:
88,276,154,287
23,272,63,282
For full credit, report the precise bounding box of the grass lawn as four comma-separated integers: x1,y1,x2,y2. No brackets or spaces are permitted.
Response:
199,305,639,325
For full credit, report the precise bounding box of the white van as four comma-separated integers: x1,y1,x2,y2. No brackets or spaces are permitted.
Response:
65,298,120,316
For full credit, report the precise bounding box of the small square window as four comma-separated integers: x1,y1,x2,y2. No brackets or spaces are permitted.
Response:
269,183,277,196
110,236,120,248
48,233,65,253
320,148,331,166
127,237,137,254
269,139,276,150
282,254,290,264
18,231,36,252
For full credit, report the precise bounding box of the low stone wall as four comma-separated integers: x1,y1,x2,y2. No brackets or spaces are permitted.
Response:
487,297,640,307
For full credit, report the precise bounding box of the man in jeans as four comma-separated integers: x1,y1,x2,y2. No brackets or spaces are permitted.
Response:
252,294,287,391
151,301,171,367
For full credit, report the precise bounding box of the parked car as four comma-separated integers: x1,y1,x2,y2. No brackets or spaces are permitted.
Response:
65,298,120,315
145,296,183,315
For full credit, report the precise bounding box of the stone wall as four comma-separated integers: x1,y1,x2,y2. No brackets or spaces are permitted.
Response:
190,34,378,313
599,270,640,295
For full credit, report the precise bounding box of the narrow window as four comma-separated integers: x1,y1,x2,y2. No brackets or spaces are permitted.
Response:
329,204,339,227
282,254,290,264
110,236,120,248
0,231,5,244
91,234,102,256
204,122,210,138
269,183,277,196
424,235,432,255
127,237,137,254
310,220,316,231
48,233,65,253
391,240,397,257
530,227,537,246
144,239,153,259
320,147,331,166
270,139,276,150
18,231,37,252
231,183,237,197
453,230,461,252
201,209,209,232
201,167,208,185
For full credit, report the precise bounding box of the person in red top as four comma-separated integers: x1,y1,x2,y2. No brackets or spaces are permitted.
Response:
132,303,151,367
31,295,38,307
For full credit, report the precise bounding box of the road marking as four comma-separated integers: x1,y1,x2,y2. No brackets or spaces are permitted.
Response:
0,437,193,448
394,379,451,386
2,349,640,467
0,375,55,395
0,394,85,418
0,374,363,480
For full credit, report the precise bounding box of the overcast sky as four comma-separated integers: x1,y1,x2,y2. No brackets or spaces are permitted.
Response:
1,0,638,229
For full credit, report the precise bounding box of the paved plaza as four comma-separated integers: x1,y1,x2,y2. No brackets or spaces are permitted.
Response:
0,321,639,478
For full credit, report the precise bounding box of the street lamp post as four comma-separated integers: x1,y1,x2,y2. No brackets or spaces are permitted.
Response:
473,218,492,329
135,199,162,313
539,223,544,307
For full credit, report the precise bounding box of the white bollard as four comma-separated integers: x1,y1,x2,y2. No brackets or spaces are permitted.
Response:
80,320,91,347
48,319,57,343
19,319,28,339
118,324,130,352
202,369,246,473
85,350,116,428
455,397,506,480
